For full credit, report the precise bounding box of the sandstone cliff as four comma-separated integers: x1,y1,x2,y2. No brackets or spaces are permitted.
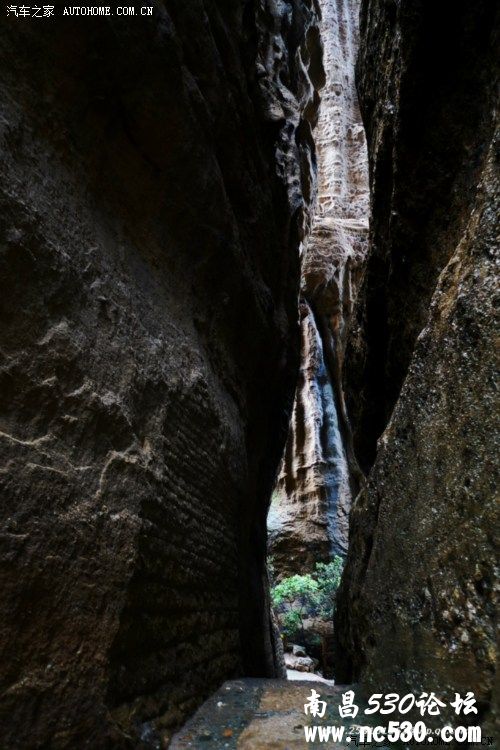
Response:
268,0,369,578
336,0,498,730
0,3,322,747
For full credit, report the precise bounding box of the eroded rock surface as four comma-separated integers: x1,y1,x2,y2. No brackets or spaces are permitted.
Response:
268,300,352,573
345,0,499,472
0,3,322,747
269,0,369,577
336,0,499,731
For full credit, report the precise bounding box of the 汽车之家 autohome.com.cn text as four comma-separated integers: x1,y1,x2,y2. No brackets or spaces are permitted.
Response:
6,5,155,17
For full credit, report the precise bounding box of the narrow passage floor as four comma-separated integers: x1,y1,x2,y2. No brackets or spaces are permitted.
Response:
171,678,381,749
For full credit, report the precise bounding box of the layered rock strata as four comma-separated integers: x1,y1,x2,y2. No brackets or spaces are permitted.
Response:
336,0,499,732
268,0,369,577
0,2,323,747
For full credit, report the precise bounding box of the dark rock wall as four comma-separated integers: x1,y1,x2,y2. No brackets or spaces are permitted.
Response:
337,0,498,730
0,2,322,747
345,0,498,472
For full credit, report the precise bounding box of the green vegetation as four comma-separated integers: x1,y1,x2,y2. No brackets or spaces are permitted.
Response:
270,557,344,643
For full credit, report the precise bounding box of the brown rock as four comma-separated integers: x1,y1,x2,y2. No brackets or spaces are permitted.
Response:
344,0,499,473
336,0,499,732
0,2,322,747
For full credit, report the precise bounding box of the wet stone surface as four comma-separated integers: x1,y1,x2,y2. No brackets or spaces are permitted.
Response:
170,678,379,749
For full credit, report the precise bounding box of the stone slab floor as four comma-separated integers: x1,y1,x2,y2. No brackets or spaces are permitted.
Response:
170,678,382,749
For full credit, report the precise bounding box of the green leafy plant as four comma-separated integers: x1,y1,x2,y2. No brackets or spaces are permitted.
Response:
270,556,344,643
272,573,319,640
315,558,344,619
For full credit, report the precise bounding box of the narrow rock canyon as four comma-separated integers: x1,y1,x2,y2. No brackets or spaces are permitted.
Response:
268,0,369,577
0,0,497,748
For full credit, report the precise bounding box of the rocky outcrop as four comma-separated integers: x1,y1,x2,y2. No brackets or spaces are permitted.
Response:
0,3,322,747
336,0,499,730
269,0,369,577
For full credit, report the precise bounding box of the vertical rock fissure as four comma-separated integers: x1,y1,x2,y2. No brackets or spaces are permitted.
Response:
303,298,352,558
311,302,364,495
268,0,369,577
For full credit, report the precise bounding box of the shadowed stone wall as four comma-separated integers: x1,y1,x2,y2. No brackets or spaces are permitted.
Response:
337,0,498,733
0,2,324,746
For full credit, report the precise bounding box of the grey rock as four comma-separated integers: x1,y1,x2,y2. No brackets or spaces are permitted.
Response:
284,653,318,673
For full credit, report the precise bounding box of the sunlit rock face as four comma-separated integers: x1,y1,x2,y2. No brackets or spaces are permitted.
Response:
268,300,351,574
336,0,498,732
269,0,369,577
0,3,322,747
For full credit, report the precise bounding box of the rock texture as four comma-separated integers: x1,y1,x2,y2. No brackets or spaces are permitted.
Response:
268,0,369,577
336,0,499,731
170,678,375,749
268,299,352,572
0,3,323,747
345,0,500,473
283,652,318,673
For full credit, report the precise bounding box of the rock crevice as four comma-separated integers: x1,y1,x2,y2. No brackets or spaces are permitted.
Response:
269,0,369,577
